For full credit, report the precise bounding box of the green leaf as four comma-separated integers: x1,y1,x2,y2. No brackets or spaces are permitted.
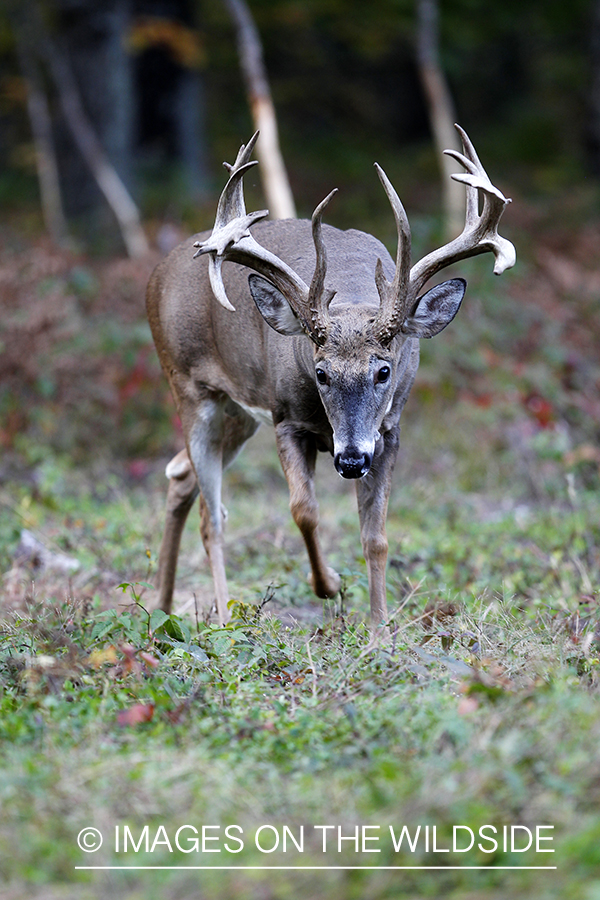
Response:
150,609,169,633
154,615,190,645
91,621,117,642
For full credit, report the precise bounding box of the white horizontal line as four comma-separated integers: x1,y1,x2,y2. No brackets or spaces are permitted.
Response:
75,865,557,871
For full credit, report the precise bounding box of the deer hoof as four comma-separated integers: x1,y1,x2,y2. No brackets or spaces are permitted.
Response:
311,567,341,599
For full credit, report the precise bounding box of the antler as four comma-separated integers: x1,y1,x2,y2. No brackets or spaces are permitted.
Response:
193,133,336,345
372,164,412,346
373,124,516,345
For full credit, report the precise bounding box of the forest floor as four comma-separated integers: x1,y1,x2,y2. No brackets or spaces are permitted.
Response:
1,192,600,899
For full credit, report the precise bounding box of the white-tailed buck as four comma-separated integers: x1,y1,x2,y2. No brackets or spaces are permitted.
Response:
147,126,515,626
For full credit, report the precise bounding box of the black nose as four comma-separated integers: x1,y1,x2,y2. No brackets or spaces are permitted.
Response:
334,449,372,479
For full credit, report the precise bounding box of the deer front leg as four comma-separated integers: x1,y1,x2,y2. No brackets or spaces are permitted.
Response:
355,427,400,626
157,449,199,614
275,423,341,599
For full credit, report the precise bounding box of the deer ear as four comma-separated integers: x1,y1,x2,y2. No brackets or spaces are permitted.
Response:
248,274,305,336
402,278,466,339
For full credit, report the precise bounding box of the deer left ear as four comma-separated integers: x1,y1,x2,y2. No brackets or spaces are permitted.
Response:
401,278,466,339
248,274,305,336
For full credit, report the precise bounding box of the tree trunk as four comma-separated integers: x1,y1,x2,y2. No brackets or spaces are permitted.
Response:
416,0,464,239
174,67,210,199
588,0,600,175
43,32,149,258
224,0,296,220
12,21,69,246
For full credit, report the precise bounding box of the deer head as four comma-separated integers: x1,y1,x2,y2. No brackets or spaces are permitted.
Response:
193,126,515,480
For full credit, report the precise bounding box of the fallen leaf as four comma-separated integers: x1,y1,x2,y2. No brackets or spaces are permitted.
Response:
116,703,155,727
458,696,479,715
423,599,459,630
139,651,160,668
87,646,118,668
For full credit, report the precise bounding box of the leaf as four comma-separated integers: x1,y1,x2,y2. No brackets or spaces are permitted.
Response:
163,616,189,643
186,645,209,663
466,681,507,702
150,609,169,633
153,614,190,645
440,632,455,651
91,620,117,642
458,696,479,715
438,655,474,677
406,663,430,680
87,646,118,668
139,651,160,669
116,704,155,727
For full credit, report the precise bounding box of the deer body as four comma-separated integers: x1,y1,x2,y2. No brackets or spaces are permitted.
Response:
149,220,417,449
148,128,515,627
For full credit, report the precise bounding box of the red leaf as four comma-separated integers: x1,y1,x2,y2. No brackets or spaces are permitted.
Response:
523,393,555,428
139,651,160,669
116,703,155,726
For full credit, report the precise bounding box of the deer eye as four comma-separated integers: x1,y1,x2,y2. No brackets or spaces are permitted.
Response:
376,365,391,384
315,368,329,386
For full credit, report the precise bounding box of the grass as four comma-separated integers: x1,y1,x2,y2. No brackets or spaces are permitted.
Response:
1,192,600,898
1,409,600,899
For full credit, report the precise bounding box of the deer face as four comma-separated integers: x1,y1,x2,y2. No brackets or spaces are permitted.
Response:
249,275,396,478
249,273,468,479
249,273,469,479
313,314,396,478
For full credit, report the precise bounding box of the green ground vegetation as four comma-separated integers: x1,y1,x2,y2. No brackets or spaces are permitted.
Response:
1,167,600,899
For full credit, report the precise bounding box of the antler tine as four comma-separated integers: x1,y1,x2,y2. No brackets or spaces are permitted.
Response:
192,135,335,344
447,124,480,226
445,124,510,241
219,131,260,223
372,163,412,345
407,124,516,305
193,132,271,311
308,189,338,344
192,157,269,312
228,130,260,172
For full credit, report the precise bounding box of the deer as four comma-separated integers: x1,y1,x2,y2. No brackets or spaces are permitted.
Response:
146,125,515,628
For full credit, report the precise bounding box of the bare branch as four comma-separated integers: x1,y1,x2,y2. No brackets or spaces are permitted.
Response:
10,13,68,245
416,0,464,239
224,0,296,220
41,28,149,258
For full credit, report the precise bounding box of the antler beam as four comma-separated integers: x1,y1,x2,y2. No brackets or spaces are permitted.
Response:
193,132,336,345
373,124,516,344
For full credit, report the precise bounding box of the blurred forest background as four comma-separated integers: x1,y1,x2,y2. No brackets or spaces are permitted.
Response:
2,0,598,229
1,0,600,510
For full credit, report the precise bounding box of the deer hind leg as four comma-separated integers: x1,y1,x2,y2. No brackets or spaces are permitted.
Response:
157,449,200,614
275,422,341,600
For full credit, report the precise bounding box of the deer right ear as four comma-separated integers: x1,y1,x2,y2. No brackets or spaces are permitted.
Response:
248,274,305,336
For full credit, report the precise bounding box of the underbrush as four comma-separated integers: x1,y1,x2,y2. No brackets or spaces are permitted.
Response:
1,476,600,900
1,192,600,897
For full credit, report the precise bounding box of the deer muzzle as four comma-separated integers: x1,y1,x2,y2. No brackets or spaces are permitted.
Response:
334,447,373,479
